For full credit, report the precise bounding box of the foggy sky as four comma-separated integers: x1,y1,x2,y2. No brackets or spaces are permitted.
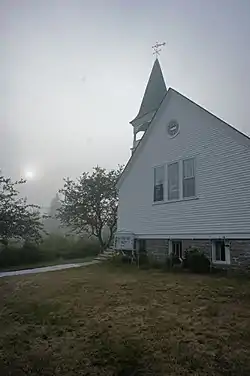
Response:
1,0,250,208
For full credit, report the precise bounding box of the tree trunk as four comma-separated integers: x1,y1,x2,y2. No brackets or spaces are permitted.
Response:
106,225,115,250
97,231,106,253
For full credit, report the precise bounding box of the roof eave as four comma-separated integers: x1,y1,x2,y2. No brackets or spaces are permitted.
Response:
118,88,250,190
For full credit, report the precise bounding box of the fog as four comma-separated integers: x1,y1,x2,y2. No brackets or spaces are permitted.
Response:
1,0,250,209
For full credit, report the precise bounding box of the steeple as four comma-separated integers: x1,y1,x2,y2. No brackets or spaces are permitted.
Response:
130,57,167,152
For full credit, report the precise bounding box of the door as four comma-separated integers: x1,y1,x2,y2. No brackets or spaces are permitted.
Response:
172,240,183,258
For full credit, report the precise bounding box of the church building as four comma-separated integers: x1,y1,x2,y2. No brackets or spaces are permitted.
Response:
115,51,250,269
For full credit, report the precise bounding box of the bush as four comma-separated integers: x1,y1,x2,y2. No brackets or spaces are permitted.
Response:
164,256,173,271
108,253,133,268
172,255,182,265
21,241,44,264
148,259,163,269
0,246,21,267
138,251,149,266
39,234,99,260
183,248,211,273
0,242,44,268
0,234,100,269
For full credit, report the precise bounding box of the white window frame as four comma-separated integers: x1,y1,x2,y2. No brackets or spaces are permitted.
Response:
169,240,183,259
152,156,198,205
182,157,196,199
153,165,165,202
212,240,231,265
167,161,180,201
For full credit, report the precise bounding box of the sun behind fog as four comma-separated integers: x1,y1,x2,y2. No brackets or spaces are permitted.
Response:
24,170,35,180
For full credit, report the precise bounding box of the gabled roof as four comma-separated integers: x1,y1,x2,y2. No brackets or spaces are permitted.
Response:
118,88,250,189
130,58,167,126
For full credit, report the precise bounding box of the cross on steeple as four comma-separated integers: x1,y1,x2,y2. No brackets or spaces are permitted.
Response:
152,42,166,58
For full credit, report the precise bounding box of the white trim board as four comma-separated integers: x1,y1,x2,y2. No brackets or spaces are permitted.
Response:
135,233,250,240
211,240,231,265
117,88,250,190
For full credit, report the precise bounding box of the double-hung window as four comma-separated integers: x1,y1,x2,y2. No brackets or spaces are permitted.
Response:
183,158,195,198
154,166,164,202
154,158,196,203
168,162,179,200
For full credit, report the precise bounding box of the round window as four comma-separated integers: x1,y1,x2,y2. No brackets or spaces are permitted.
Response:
167,120,180,138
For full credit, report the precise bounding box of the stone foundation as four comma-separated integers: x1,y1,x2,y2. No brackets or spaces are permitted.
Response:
230,240,250,269
141,238,250,270
145,239,169,263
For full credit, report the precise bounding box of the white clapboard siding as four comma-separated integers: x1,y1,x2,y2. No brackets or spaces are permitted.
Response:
118,89,250,238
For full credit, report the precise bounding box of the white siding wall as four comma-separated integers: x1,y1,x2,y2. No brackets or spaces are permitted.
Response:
118,91,250,238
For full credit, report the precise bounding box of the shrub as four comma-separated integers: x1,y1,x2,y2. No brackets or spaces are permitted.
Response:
148,259,163,269
0,234,100,269
39,234,99,260
121,254,132,264
183,248,211,273
0,242,43,268
163,255,184,271
172,255,182,265
0,246,21,267
164,256,173,271
138,251,149,266
108,252,133,267
21,241,44,264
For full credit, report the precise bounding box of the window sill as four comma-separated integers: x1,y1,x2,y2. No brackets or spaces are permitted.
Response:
212,260,230,266
152,196,198,206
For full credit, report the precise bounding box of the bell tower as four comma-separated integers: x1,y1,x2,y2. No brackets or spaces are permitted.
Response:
130,42,167,153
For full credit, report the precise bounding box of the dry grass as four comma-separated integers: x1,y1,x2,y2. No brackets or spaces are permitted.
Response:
0,263,250,375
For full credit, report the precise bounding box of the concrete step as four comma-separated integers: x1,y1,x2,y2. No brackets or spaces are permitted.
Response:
94,251,115,262
95,255,113,259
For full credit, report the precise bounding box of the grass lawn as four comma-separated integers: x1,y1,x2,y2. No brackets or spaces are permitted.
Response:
0,256,95,272
0,263,250,375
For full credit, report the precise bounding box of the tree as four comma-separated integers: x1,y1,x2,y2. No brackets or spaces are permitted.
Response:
0,174,45,245
49,193,61,218
57,166,123,251
43,193,63,234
